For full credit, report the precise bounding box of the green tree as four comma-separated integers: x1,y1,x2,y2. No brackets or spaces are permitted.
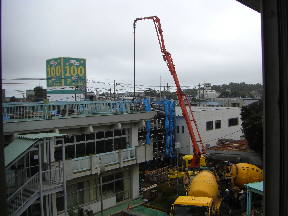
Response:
241,100,263,155
33,86,47,102
144,88,158,97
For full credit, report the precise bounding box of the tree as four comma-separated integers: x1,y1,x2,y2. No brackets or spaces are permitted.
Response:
241,100,263,155
10,96,17,102
33,86,47,102
144,88,158,97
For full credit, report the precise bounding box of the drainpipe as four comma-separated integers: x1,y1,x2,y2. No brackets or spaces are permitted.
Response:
39,140,44,216
62,138,68,215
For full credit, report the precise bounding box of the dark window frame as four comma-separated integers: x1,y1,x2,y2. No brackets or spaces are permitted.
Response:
206,121,214,131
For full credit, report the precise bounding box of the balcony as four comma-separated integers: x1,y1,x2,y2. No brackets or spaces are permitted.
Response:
64,147,138,180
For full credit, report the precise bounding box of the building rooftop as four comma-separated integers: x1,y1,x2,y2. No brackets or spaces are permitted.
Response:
175,106,241,116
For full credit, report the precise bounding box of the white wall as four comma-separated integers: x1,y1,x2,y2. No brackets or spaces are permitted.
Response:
175,106,243,154
131,165,139,199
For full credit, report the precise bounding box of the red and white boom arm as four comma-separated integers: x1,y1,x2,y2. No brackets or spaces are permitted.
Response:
134,16,205,162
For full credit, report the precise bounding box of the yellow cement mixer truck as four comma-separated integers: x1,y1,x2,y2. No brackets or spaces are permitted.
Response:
170,163,263,216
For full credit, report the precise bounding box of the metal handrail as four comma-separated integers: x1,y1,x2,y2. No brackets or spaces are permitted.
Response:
3,100,147,122
7,172,39,201
42,168,63,185
7,172,39,214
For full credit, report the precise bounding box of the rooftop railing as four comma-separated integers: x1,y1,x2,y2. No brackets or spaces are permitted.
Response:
3,100,148,123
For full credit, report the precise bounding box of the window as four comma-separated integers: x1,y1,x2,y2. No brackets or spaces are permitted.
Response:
54,146,62,161
100,171,130,202
76,134,85,142
114,129,122,136
86,142,95,155
76,143,86,158
56,192,64,212
64,136,74,144
182,126,185,133
96,131,104,139
228,118,239,127
96,140,105,154
86,133,95,141
105,139,113,152
105,130,113,138
65,145,75,159
176,126,179,133
215,120,221,129
206,121,213,131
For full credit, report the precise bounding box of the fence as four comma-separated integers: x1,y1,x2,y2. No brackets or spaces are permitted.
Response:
3,100,148,122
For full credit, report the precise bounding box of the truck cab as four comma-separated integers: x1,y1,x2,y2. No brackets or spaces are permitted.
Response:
171,196,212,216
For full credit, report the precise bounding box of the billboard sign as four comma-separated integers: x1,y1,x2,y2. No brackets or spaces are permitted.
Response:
46,57,86,91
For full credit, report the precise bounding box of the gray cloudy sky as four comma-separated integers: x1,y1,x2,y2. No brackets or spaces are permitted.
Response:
2,0,262,97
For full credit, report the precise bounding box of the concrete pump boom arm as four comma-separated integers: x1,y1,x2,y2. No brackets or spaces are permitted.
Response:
133,16,205,161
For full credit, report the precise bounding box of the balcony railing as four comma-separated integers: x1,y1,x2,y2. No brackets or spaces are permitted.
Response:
3,100,148,122
42,168,63,185
71,147,136,174
122,148,136,161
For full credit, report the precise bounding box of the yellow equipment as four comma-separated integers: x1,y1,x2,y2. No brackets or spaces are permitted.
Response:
171,170,221,215
226,163,263,187
182,155,207,168
171,163,263,215
168,155,206,180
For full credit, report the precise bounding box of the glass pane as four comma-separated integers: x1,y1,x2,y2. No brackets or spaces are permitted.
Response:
64,136,74,144
102,174,114,183
105,130,113,138
105,139,113,152
96,140,105,154
86,142,95,155
76,135,85,142
86,133,95,141
114,129,121,136
76,143,86,158
96,131,104,139
114,138,121,150
54,146,62,161
65,145,75,159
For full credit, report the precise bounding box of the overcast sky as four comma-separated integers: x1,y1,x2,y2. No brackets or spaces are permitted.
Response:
2,0,262,97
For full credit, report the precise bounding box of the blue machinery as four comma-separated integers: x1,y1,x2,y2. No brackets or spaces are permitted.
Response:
143,99,176,158
4,99,176,157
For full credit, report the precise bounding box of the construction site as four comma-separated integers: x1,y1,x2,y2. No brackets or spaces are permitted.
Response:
2,13,266,216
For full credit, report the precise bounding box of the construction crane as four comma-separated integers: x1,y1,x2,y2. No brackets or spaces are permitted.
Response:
133,16,206,167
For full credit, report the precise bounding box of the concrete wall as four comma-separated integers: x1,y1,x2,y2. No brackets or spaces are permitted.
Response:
130,165,139,199
175,107,243,154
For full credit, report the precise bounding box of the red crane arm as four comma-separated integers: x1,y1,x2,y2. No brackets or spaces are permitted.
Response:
134,16,204,157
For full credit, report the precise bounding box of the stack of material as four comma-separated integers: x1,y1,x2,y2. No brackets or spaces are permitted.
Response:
144,166,171,183
208,139,249,151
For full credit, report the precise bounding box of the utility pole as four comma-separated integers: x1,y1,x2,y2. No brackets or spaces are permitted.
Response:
133,22,136,99
198,83,201,106
113,80,116,101
109,88,112,100
159,76,162,100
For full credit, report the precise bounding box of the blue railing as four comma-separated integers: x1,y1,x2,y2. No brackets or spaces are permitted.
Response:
3,100,147,122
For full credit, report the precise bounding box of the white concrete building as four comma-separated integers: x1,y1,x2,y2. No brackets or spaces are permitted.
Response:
47,86,85,102
4,101,155,215
175,106,243,155
197,83,220,99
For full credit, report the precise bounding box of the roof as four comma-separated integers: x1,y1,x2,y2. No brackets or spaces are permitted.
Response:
245,181,263,195
236,0,260,12
5,133,66,167
5,138,37,167
173,196,212,207
18,133,66,140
